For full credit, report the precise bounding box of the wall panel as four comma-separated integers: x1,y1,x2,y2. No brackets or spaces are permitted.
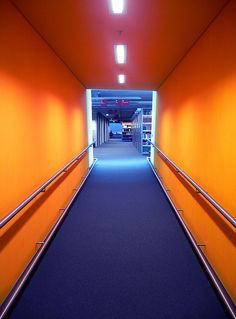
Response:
155,0,236,302
0,0,88,301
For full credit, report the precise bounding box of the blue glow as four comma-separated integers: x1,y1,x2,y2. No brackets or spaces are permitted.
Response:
96,158,147,170
109,123,122,134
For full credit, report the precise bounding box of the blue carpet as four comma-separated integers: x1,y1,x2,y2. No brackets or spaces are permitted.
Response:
7,140,229,318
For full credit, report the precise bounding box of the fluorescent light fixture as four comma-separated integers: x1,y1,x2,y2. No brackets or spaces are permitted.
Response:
92,120,97,131
86,89,94,167
118,74,125,84
150,91,157,165
114,44,127,64
111,0,125,14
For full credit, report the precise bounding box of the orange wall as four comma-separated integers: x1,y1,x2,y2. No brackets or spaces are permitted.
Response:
0,1,89,302
155,0,236,302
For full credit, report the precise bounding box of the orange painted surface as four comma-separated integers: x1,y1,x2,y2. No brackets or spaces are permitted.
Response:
12,0,228,90
0,1,88,302
155,0,236,302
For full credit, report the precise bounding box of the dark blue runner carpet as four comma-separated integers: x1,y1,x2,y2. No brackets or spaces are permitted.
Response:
7,140,229,318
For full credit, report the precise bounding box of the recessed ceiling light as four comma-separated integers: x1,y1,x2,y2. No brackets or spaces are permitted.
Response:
114,44,127,64
118,74,126,84
110,0,125,14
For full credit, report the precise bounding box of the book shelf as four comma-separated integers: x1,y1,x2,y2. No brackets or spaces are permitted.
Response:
142,109,152,154
132,109,141,152
132,108,152,154
122,122,132,141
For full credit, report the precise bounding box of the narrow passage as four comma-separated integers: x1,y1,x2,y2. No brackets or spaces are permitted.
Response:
8,140,228,319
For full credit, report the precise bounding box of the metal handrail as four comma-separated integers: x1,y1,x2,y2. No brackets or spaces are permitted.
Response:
149,140,236,228
147,157,236,319
0,158,97,319
0,143,94,229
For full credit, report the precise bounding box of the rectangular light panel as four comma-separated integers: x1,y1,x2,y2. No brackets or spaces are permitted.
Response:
118,74,126,84
114,44,127,64
111,0,125,14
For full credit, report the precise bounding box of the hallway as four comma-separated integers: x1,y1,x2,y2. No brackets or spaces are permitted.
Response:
7,141,228,318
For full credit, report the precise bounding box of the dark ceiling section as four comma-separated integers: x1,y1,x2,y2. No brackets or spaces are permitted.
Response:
92,90,152,122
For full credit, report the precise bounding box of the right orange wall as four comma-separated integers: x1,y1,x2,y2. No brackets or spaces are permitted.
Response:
155,0,236,302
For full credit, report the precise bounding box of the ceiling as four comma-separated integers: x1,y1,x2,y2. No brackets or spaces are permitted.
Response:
92,89,152,122
12,0,228,90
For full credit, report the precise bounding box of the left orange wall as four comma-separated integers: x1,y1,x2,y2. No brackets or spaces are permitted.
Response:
0,0,88,302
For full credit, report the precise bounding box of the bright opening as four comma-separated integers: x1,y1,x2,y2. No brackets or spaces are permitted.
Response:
90,89,156,158
111,0,125,14
118,74,126,84
114,45,127,64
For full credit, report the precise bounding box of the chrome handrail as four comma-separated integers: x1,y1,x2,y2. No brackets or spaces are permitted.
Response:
147,157,236,319
0,158,97,319
149,140,236,228
0,143,94,229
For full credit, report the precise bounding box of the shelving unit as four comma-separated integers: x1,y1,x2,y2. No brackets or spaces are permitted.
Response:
132,109,142,152
132,108,152,154
122,122,132,141
142,110,152,154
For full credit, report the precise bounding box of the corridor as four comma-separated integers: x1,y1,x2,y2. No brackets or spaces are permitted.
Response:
6,141,228,318
0,0,236,318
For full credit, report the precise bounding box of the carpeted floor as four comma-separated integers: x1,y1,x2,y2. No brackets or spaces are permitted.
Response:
7,140,229,318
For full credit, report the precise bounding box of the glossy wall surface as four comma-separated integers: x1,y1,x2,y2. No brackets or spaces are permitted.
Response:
0,0,88,302
154,0,236,302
